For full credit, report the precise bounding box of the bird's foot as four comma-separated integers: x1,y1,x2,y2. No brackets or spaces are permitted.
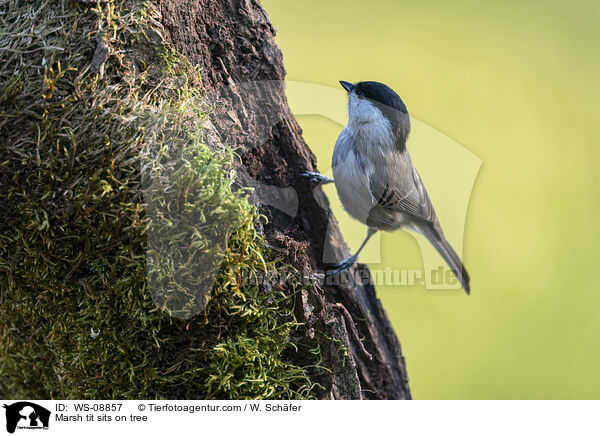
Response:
301,171,334,185
326,254,359,276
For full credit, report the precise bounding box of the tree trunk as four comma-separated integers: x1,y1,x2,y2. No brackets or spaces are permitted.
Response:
158,0,411,399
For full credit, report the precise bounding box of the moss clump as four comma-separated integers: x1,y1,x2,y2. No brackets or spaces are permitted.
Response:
0,0,318,399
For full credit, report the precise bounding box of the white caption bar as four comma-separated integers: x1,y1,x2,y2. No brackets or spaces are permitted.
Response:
1,400,598,436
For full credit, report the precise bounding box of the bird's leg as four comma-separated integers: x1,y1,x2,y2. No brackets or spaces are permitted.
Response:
301,171,334,185
327,227,378,276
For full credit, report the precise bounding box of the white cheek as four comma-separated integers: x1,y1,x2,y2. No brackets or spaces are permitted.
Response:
348,95,383,124
346,97,394,152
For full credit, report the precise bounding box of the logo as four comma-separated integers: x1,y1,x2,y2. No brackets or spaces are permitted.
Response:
2,402,50,434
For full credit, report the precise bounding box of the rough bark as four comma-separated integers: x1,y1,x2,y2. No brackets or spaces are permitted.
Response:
157,0,411,399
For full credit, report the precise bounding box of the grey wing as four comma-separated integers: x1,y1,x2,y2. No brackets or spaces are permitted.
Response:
367,153,471,293
367,153,437,229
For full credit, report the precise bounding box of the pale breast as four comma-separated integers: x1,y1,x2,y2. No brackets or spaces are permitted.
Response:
332,128,375,225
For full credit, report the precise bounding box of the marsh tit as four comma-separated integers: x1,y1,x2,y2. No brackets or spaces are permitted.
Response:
303,80,470,294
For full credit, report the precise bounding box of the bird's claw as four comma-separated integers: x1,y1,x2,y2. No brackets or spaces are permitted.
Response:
326,255,359,276
301,171,334,185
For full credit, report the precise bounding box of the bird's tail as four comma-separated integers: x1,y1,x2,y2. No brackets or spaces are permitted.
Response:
420,223,470,294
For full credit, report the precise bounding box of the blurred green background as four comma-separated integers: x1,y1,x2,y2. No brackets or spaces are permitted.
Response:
261,0,600,399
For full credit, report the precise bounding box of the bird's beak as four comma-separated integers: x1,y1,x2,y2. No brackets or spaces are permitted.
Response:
339,80,355,93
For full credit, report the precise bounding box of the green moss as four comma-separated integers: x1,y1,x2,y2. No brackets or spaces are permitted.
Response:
0,0,319,399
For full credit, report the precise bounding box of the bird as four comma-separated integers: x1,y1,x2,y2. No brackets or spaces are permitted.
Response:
303,80,470,294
